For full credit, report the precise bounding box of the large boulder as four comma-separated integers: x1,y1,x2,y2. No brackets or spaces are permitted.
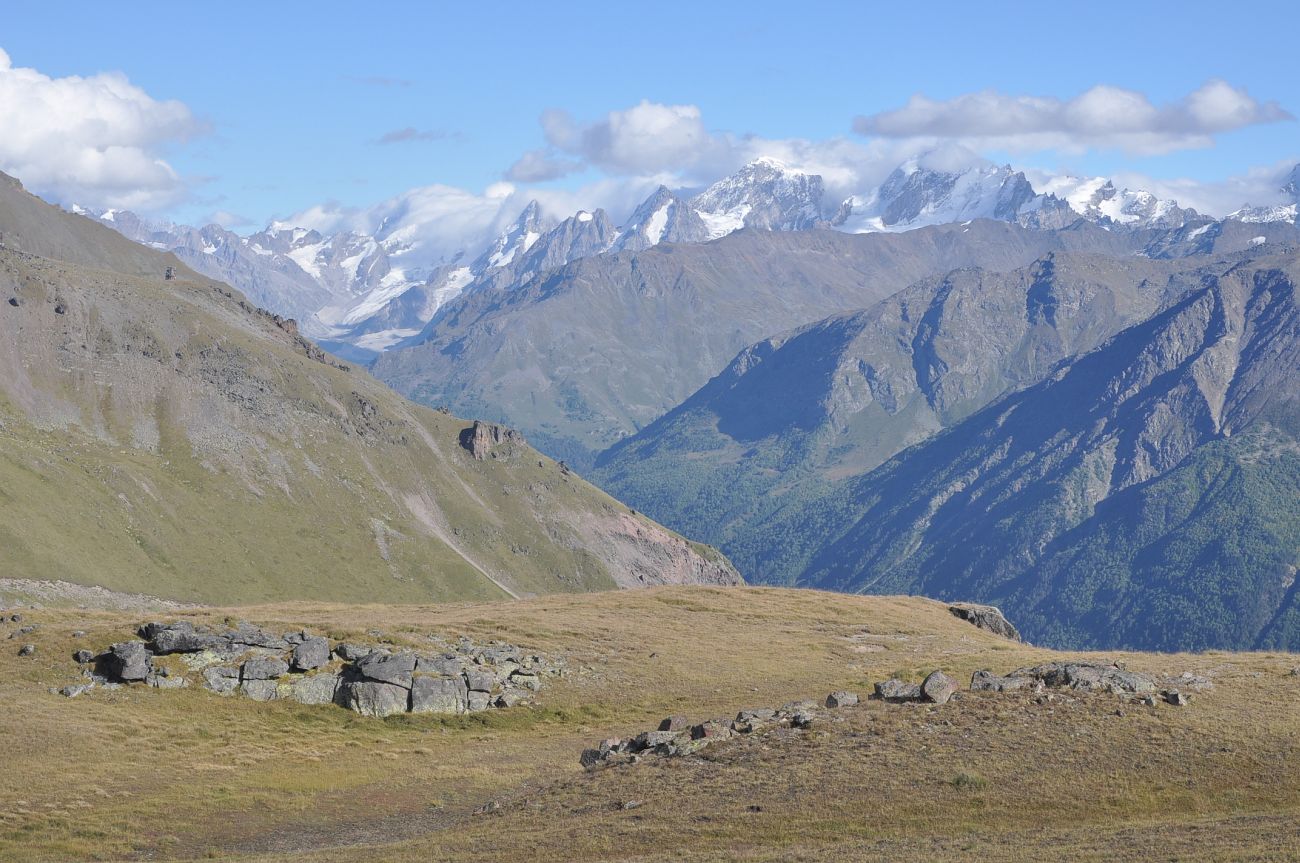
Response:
202,666,240,695
285,672,340,706
224,622,289,650
874,679,922,701
242,679,279,702
1009,662,1155,694
411,676,468,714
464,667,497,694
242,656,289,681
416,654,465,676
355,652,416,688
341,680,409,717
825,690,859,708
948,603,1022,641
921,671,958,704
101,641,151,682
291,637,331,672
149,622,228,654
970,669,1041,693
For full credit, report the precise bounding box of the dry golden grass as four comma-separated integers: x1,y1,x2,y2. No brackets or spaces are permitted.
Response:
2,586,1298,862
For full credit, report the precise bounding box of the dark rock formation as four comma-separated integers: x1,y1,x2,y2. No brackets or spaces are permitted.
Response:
459,420,524,460
949,603,1022,642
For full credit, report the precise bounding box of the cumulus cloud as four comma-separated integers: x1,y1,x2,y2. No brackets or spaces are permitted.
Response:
538,101,729,176
854,80,1292,155
0,47,204,211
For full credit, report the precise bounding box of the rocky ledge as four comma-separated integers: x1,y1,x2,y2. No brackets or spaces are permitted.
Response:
61,620,565,717
581,662,1210,770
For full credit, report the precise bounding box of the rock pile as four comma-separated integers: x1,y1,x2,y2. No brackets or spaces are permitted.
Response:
68,620,564,717
581,691,860,770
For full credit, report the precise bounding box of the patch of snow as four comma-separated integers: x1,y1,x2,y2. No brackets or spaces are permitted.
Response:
696,205,748,239
645,202,671,246
576,211,593,222
1250,236,1267,246
353,328,422,352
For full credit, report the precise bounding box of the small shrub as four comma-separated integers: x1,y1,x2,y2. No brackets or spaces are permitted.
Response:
950,771,988,791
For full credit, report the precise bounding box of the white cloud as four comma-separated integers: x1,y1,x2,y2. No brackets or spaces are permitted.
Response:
0,47,203,211
539,101,727,176
854,80,1292,155
504,148,584,182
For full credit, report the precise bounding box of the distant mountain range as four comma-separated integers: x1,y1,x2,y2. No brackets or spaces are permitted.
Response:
79,158,1300,362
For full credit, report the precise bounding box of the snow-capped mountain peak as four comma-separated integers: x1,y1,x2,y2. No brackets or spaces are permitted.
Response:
613,186,710,252
473,200,548,272
836,160,1040,233
691,158,826,238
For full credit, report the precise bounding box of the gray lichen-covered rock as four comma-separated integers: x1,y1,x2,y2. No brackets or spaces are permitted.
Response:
224,622,288,650
466,690,491,712
342,680,409,717
508,671,540,692
242,656,289,681
416,654,465,676
874,679,923,701
202,666,240,695
464,667,497,693
284,672,340,705
922,671,958,704
334,642,373,662
411,675,468,714
17,643,35,656
149,622,227,654
356,652,416,688
825,690,859,708
948,603,1022,641
291,637,331,672
242,679,280,702
1009,662,1155,694
73,649,95,664
101,641,151,681
147,671,187,689
970,669,1041,693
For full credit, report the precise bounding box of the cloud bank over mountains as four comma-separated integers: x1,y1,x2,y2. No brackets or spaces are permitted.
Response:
0,44,1293,259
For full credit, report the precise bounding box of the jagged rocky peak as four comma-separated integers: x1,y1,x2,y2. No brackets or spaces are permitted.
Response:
836,158,1044,233
473,200,550,272
615,186,711,252
1042,176,1198,229
1227,163,1300,225
691,157,826,237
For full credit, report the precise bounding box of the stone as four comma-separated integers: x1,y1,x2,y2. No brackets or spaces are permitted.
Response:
17,643,34,656
147,671,187,689
73,649,95,664
334,643,373,662
509,671,541,692
735,708,777,723
826,690,859,708
241,656,289,681
59,683,92,698
411,675,468,714
495,691,524,708
460,420,524,460
224,622,289,650
152,626,227,655
1009,662,1155,694
416,654,465,676
1176,672,1213,691
356,652,416,688
340,679,410,716
71,630,86,638
580,748,605,770
291,637,331,672
101,641,151,682
285,672,340,706
202,666,240,695
970,670,1040,693
922,671,958,705
1164,689,1191,706
874,679,923,701
948,603,1022,641
242,679,280,702
790,710,815,729
691,720,733,741
659,715,690,732
466,690,492,712
634,730,683,751
464,667,497,693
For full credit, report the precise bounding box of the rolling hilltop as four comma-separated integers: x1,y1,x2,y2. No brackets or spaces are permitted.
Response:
0,172,737,605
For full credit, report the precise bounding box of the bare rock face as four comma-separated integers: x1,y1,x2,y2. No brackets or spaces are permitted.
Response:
459,420,524,460
949,603,1022,642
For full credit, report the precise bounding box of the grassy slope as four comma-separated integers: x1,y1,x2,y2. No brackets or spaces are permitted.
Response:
0,180,738,604
2,586,1297,862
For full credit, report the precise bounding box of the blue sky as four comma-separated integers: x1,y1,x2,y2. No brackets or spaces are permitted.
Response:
1,0,1296,231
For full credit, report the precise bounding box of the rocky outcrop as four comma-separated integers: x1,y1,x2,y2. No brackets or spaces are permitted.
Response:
67,620,566,716
459,420,524,460
949,603,1022,642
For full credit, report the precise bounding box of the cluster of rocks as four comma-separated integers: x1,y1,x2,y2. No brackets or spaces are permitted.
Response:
582,661,1208,769
66,620,564,717
581,689,863,770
